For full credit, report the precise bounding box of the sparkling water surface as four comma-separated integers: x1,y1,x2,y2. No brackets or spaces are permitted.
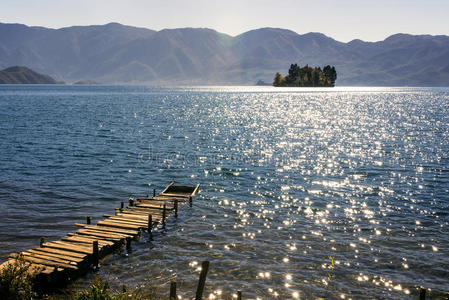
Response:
0,85,448,299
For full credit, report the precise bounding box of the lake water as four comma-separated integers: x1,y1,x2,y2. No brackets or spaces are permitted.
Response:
0,85,448,299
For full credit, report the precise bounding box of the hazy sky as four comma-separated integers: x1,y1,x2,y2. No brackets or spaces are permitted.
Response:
1,0,448,42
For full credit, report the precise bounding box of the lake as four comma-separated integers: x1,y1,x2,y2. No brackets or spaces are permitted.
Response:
0,85,448,299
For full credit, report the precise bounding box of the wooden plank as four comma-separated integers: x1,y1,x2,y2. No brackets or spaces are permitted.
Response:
10,253,78,270
104,213,147,221
192,183,200,196
105,214,159,228
33,247,86,259
160,193,191,198
123,206,166,216
77,228,132,239
97,220,143,230
42,242,92,255
136,202,174,210
161,181,174,193
139,196,189,202
76,229,128,240
62,235,114,247
18,251,78,267
120,209,163,217
123,206,165,213
27,249,85,263
104,215,149,226
74,223,139,236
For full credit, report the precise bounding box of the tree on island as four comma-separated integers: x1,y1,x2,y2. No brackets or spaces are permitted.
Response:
273,64,337,87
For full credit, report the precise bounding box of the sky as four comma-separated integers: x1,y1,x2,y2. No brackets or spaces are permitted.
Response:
1,0,448,42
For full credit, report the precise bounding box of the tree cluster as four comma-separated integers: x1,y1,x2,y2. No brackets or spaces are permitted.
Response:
273,64,337,87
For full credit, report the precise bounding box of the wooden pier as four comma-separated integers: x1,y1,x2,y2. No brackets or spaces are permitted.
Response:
0,182,199,291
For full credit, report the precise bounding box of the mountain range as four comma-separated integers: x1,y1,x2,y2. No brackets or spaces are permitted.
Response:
1,22,448,86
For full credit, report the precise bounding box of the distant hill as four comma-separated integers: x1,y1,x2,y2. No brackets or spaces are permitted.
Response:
0,66,61,84
0,22,448,86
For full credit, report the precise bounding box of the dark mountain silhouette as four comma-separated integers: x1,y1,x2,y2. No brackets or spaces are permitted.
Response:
1,22,448,86
0,66,61,84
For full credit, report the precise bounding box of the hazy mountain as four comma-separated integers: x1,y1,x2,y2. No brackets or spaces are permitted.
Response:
0,66,61,84
1,22,448,86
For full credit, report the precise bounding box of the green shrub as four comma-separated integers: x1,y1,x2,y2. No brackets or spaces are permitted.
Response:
0,256,35,300
72,279,126,300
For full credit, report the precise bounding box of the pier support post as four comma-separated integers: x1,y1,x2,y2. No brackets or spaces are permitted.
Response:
86,216,91,225
237,291,242,300
148,214,153,240
162,204,166,229
170,281,177,300
195,260,210,300
153,188,156,197
128,198,134,207
189,196,193,207
93,241,99,268
40,237,45,248
419,288,426,300
121,201,124,209
174,200,178,218
126,237,132,253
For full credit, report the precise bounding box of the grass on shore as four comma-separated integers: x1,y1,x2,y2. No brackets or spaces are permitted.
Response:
0,256,35,300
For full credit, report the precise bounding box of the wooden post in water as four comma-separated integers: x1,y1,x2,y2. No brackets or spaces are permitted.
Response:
162,204,166,229
129,198,134,207
174,199,178,218
189,196,193,207
153,188,156,197
92,241,99,268
195,260,210,300
121,201,124,209
169,282,177,300
126,237,132,253
237,291,242,300
40,237,45,248
148,214,153,240
419,287,426,300
86,216,91,225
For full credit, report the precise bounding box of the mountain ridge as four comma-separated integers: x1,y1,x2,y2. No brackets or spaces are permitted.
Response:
1,22,448,86
0,66,61,84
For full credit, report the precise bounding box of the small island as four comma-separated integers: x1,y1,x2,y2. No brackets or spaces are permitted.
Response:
73,79,100,85
0,66,63,84
273,64,337,87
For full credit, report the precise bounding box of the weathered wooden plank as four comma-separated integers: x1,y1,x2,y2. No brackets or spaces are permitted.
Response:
10,253,78,270
33,247,86,259
76,229,128,240
122,206,164,213
160,193,191,198
42,242,92,255
122,206,166,216
62,235,114,247
27,249,85,263
104,213,147,221
104,216,149,226
18,251,79,267
74,223,139,236
97,220,143,230
105,214,160,229
136,202,174,210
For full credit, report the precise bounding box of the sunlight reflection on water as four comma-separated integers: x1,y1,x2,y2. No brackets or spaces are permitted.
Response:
0,86,448,299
